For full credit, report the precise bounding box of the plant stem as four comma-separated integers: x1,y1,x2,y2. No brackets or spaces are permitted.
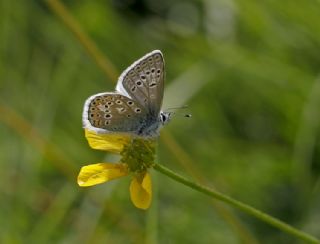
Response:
46,0,119,82
153,163,320,244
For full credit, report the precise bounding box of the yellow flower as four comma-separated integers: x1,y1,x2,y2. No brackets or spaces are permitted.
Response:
77,129,155,210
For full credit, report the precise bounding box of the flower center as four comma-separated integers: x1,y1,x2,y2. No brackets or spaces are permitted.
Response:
120,138,156,173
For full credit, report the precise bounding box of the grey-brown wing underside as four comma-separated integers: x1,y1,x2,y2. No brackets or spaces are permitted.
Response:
116,50,164,116
84,93,147,133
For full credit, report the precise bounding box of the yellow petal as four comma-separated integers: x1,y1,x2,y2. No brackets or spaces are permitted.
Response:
129,172,152,210
85,129,131,153
77,163,128,187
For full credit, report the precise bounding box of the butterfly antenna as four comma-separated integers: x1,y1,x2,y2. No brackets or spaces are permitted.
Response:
173,112,192,118
164,105,191,119
165,105,189,111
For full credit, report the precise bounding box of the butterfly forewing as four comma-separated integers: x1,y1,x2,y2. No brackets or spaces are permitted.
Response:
118,50,164,116
87,93,146,132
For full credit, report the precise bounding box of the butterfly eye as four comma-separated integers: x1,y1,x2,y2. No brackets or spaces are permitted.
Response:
161,113,166,122
151,68,155,73
131,86,137,92
136,81,142,86
140,75,146,80
157,69,161,74
116,100,122,104
105,114,112,118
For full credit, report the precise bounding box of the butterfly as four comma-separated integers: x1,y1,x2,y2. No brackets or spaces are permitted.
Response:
82,50,171,138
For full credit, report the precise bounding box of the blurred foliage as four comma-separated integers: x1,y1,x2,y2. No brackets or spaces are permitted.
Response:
1,0,320,243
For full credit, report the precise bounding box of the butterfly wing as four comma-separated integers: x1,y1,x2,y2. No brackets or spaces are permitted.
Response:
82,92,147,134
116,50,164,117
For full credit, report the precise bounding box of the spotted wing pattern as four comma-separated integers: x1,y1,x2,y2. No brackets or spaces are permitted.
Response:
118,50,164,116
87,93,146,133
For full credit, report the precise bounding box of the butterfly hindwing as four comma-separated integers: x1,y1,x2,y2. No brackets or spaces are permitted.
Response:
117,50,164,116
84,92,147,133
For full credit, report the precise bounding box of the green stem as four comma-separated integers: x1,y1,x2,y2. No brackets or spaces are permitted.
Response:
46,0,119,82
153,163,320,244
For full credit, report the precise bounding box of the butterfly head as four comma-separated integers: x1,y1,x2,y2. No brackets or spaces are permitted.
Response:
160,111,172,125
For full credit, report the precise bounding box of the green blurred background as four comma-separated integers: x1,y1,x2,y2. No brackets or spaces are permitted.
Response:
1,0,320,243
